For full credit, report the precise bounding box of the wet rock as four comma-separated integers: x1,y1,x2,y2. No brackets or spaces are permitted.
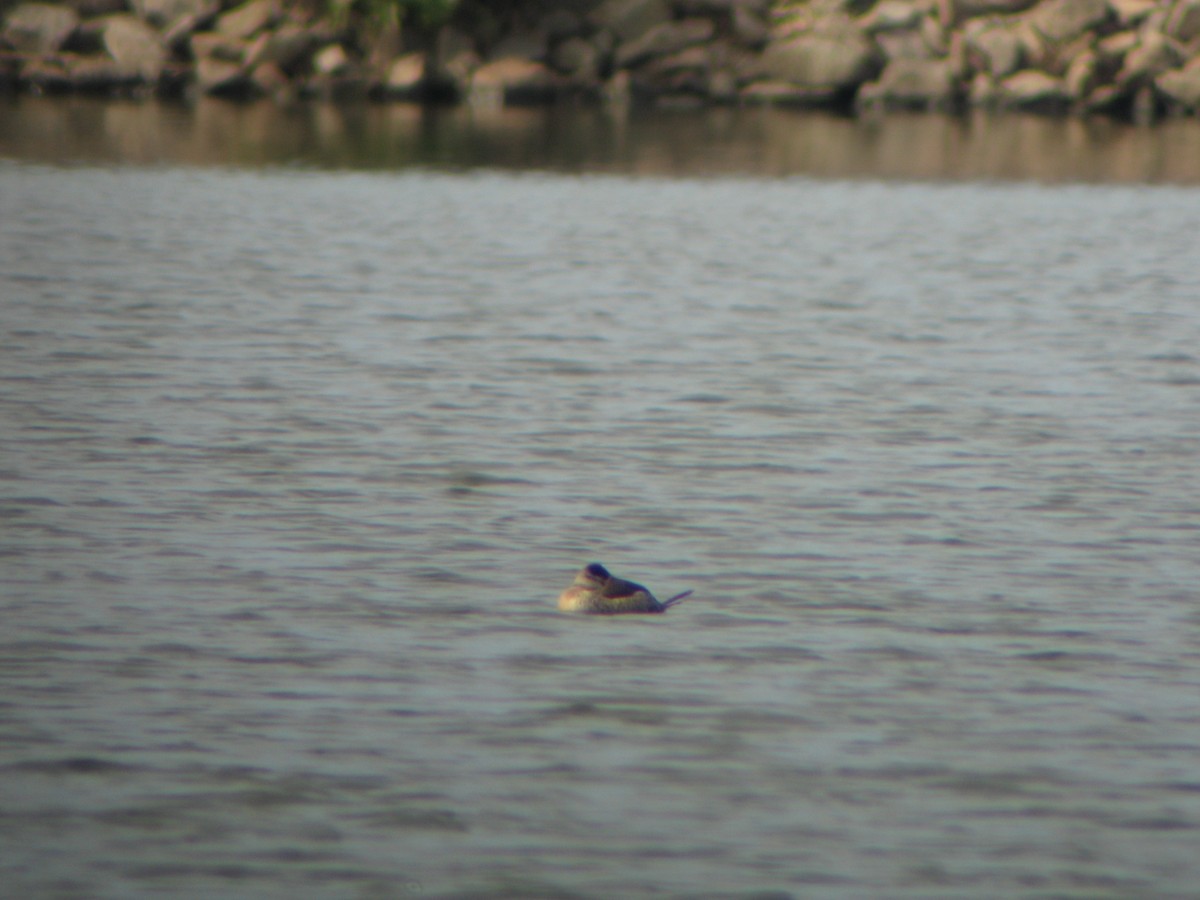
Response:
102,14,165,80
1028,0,1109,44
1156,55,1200,110
860,56,960,109
615,18,714,69
4,3,79,53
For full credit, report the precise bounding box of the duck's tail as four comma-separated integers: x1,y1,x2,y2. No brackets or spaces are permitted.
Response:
661,589,693,610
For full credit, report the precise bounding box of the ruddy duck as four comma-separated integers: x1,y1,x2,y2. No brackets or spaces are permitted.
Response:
557,563,692,615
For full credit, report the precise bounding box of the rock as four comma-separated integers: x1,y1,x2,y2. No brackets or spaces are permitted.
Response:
191,31,246,64
876,27,936,62
245,24,315,72
861,1,927,34
215,0,274,40
997,68,1070,109
132,0,213,30
1119,30,1184,86
195,54,245,93
549,36,601,80
313,42,348,76
614,18,714,68
470,56,558,105
1064,47,1095,99
966,20,1026,77
739,78,841,104
1028,0,1109,44
100,15,166,81
4,3,79,54
1108,0,1158,29
1156,55,1200,110
1165,0,1200,43
761,22,881,93
590,0,671,44
384,52,425,93
68,53,143,92
72,0,129,17
859,56,960,108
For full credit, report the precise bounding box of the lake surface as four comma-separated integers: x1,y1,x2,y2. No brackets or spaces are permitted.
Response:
3,100,1200,898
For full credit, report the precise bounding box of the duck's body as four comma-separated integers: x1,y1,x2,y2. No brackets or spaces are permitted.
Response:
557,563,692,615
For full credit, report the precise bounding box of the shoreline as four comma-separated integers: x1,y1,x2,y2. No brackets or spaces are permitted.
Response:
3,1,1200,122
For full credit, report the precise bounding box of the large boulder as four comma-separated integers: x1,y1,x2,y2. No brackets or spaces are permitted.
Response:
4,3,79,53
1165,0,1200,43
1028,0,1110,43
215,0,274,40
996,68,1070,109
469,56,559,105
859,56,960,108
1156,56,1200,110
965,18,1028,77
761,19,881,94
102,15,166,80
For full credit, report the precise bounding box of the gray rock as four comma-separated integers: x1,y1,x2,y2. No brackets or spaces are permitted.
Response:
245,24,315,72
132,0,212,30
195,53,245,93
966,20,1026,77
589,0,671,44
860,56,960,108
1156,56,1200,110
1028,0,1109,43
761,23,881,92
4,3,79,54
102,14,166,79
615,18,714,68
215,0,274,40
997,68,1070,109
1119,30,1184,87
1165,0,1200,43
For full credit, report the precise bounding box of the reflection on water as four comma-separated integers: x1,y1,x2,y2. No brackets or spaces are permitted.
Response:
4,94,1200,181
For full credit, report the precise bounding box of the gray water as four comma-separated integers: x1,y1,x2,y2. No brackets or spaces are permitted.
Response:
3,160,1200,899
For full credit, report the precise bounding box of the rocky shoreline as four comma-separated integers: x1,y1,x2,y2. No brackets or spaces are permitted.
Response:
3,0,1200,120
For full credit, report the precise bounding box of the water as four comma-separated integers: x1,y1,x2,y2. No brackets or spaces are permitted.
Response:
3,145,1200,898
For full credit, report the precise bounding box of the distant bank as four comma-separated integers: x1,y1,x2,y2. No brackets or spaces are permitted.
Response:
3,0,1200,121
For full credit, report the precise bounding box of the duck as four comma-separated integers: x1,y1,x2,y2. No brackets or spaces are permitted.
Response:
557,563,692,615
